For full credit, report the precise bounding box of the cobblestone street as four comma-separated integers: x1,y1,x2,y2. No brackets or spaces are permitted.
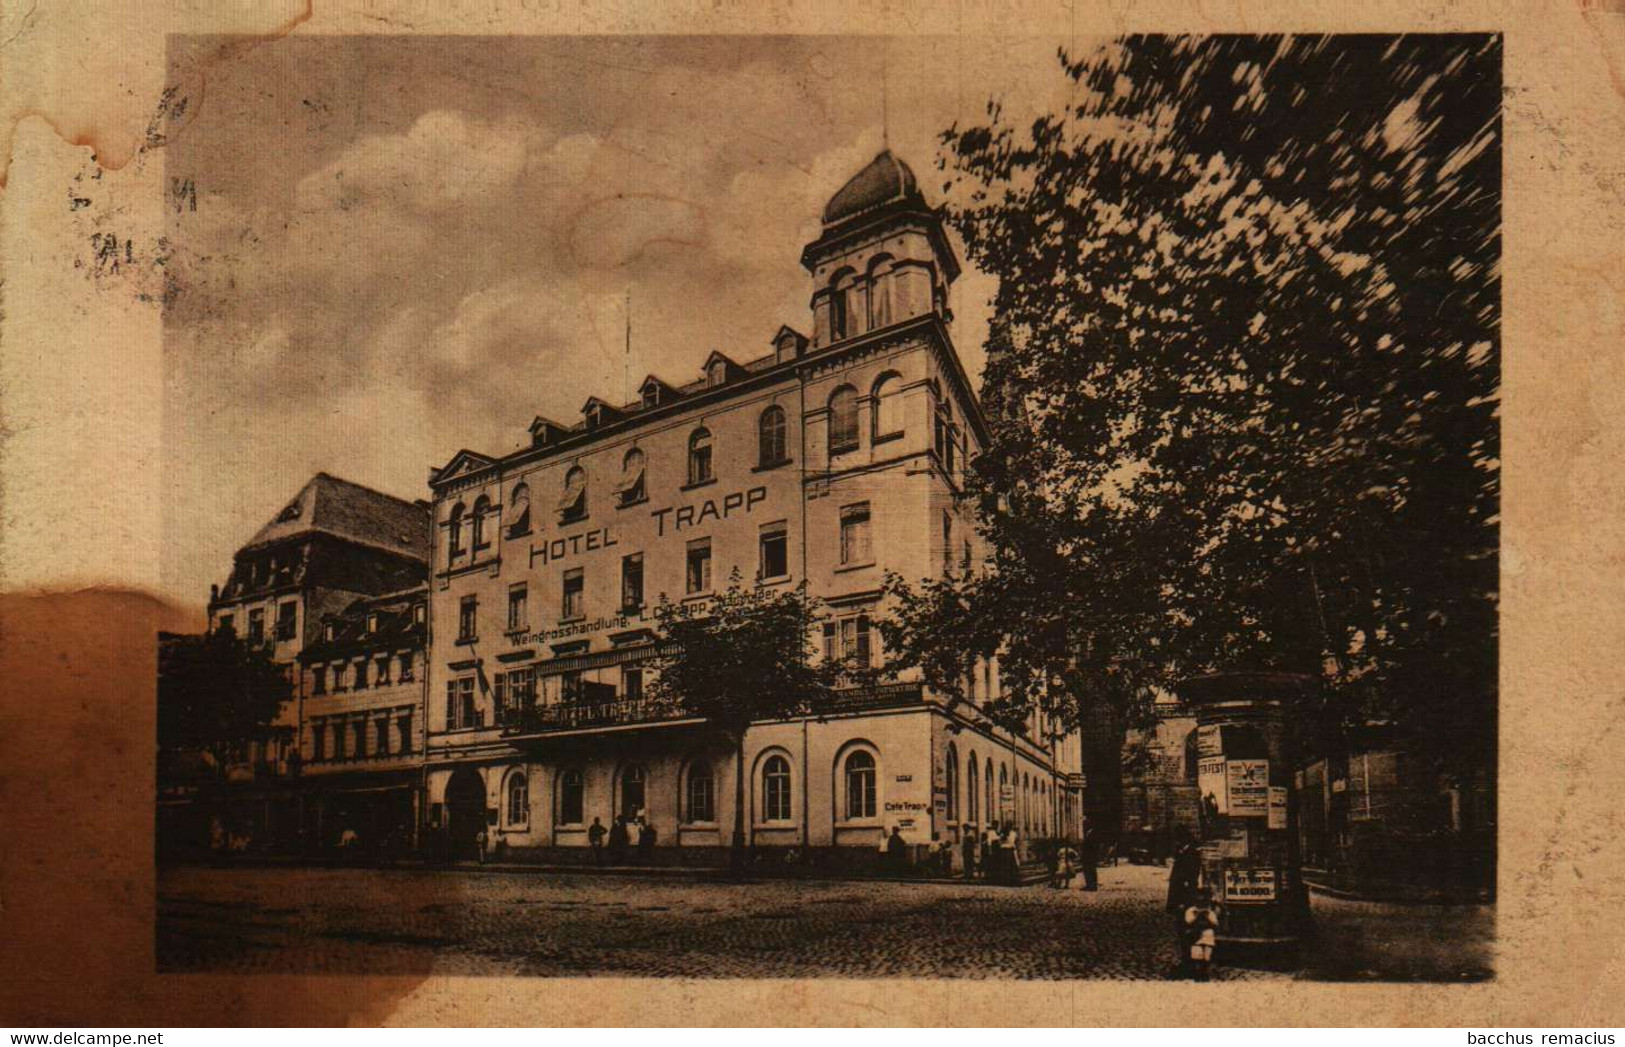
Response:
157,862,1492,981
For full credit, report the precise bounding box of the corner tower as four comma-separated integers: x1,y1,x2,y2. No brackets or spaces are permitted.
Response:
800,149,961,349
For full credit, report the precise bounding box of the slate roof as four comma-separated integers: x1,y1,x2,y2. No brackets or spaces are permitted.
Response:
301,586,429,663
244,473,431,563
821,149,924,227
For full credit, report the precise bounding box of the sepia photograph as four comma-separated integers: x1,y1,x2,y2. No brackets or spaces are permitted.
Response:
144,30,1498,986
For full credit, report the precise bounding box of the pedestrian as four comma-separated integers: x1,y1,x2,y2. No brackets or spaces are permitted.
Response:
588,816,607,865
961,830,978,881
982,825,1000,881
1080,820,1100,891
608,814,629,864
1182,886,1221,981
1052,843,1077,889
1003,824,1020,885
1166,829,1204,972
638,817,657,862
474,827,488,865
885,825,908,873
627,814,643,861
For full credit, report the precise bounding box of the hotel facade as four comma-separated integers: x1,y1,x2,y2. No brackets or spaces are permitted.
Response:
421,151,1085,864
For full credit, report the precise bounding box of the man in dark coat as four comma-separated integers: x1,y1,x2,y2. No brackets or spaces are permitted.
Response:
961,830,978,881
607,814,629,864
885,826,908,873
1079,820,1100,891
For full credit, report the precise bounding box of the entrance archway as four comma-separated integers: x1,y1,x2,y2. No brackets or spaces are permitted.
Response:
445,767,487,861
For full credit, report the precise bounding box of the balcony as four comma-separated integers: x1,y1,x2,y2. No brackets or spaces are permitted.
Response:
496,682,926,739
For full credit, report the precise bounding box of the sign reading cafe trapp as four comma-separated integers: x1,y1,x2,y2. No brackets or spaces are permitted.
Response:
529,485,769,568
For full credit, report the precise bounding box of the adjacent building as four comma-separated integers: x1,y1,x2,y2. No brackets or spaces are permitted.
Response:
420,150,1083,864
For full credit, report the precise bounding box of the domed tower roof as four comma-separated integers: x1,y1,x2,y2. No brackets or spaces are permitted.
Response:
821,149,925,226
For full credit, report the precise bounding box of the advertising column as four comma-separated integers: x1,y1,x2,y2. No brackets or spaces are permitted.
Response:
1179,671,1315,965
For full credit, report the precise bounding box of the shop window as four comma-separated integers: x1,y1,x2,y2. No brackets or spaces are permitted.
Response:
558,769,584,825
688,428,714,486
762,755,792,822
844,749,877,820
687,762,715,823
828,386,859,454
507,773,529,827
759,522,788,581
758,406,788,467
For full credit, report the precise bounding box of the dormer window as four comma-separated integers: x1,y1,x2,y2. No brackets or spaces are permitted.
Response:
643,387,660,408
366,613,379,634
324,622,337,643
708,360,726,387
412,603,426,627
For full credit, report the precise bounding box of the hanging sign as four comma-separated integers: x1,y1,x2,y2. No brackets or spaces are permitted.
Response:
1226,759,1270,816
1268,786,1289,830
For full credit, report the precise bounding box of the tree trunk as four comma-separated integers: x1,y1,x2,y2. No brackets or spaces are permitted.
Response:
731,730,748,877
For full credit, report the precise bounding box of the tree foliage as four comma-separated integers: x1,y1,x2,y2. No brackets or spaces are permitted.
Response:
892,35,1500,776
157,630,295,762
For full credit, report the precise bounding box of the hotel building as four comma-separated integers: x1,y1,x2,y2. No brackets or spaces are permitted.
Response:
422,150,1084,864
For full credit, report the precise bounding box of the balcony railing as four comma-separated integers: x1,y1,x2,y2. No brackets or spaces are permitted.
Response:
497,682,926,738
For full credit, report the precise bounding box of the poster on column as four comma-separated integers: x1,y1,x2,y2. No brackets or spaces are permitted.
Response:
1197,756,1228,816
1226,759,1270,816
1268,786,1289,829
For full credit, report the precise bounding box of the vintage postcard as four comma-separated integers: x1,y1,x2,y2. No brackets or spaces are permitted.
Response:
0,0,1620,1029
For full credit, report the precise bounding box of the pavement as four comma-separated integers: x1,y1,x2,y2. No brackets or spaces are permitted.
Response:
156,862,1493,980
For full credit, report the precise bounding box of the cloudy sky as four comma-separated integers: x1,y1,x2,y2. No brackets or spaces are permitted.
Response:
160,34,1084,605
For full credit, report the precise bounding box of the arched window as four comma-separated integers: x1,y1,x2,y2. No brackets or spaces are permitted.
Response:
999,764,1009,828
617,447,646,506
828,386,859,455
868,255,895,328
472,495,492,550
557,769,584,825
620,764,647,821
506,772,529,827
758,406,788,468
945,743,959,822
686,761,715,823
688,428,714,485
986,758,995,829
967,754,980,827
558,466,587,523
447,503,467,560
829,269,855,342
871,372,903,441
762,754,792,822
507,483,531,538
844,749,877,820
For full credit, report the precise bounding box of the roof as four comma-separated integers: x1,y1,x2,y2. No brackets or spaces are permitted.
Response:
302,587,428,662
822,150,924,227
243,473,431,562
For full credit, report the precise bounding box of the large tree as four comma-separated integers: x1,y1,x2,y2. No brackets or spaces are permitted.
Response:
886,35,1500,780
157,629,296,773
647,574,844,872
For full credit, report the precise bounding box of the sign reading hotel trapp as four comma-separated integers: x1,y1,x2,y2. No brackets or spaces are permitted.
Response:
529,485,770,567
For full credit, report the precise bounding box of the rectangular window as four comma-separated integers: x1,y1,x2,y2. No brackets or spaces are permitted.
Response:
759,523,788,580
686,538,712,594
562,568,584,620
446,677,478,730
839,503,871,565
829,614,873,668
561,669,583,703
375,654,391,685
943,511,954,573
312,721,326,761
398,652,414,682
312,666,327,695
459,595,478,640
247,608,265,645
623,666,644,701
376,717,391,756
397,713,413,754
822,622,837,664
276,601,297,641
332,662,347,692
621,553,644,612
507,584,528,631
353,659,369,690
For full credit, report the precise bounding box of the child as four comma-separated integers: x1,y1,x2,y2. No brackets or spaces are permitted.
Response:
1182,887,1221,981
